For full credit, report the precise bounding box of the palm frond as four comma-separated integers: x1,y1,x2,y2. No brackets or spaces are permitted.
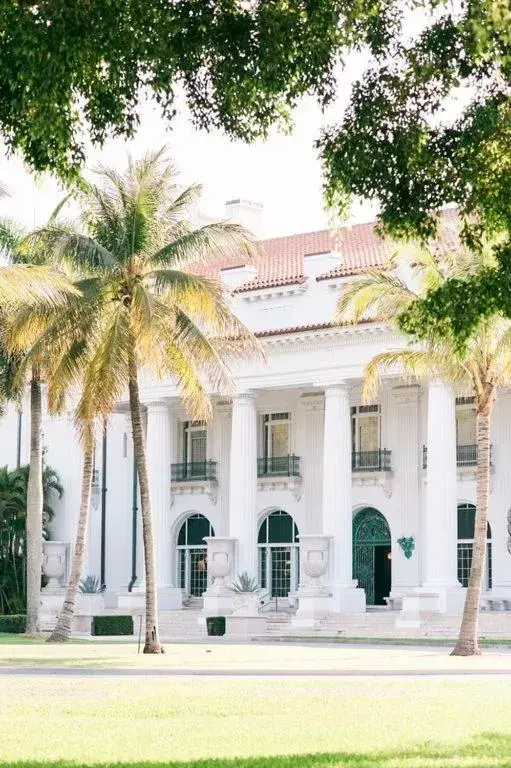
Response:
336,270,416,325
149,222,257,271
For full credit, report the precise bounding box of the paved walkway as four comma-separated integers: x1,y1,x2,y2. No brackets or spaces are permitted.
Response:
2,666,511,678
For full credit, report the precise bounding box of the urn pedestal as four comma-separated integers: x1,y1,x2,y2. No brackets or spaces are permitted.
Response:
293,535,333,628
200,537,237,621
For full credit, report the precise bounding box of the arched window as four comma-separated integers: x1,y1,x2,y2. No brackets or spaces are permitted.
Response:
457,504,492,590
258,510,299,598
176,514,215,596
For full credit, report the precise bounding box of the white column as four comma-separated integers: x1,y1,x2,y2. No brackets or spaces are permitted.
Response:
322,384,365,612
145,400,181,609
216,403,232,537
422,380,461,610
301,394,324,534
228,393,258,579
489,392,511,598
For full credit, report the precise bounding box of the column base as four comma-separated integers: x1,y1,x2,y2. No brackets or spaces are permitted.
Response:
399,585,464,623
329,585,366,613
201,585,234,616
293,591,332,628
157,586,182,610
117,587,146,613
225,615,266,638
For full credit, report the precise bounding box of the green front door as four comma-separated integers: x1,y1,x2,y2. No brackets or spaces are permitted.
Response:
353,508,391,606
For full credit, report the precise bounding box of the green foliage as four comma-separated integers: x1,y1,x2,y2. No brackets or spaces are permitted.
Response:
206,616,226,637
91,615,133,636
0,613,26,633
0,463,62,615
0,1,399,180
230,572,259,593
316,1,511,342
79,575,105,594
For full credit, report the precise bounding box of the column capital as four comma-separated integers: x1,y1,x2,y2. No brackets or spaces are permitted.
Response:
145,400,172,414
300,393,325,413
323,382,350,398
232,390,258,404
428,378,454,393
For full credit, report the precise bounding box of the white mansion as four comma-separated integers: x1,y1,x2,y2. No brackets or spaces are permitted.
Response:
3,201,511,622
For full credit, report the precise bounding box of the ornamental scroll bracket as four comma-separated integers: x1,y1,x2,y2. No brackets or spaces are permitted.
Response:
507,510,511,555
397,536,415,559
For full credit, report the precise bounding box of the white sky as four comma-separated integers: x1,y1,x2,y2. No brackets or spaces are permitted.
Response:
0,53,379,240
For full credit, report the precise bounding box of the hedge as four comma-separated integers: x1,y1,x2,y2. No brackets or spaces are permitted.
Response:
206,616,225,636
0,614,27,633
91,615,134,636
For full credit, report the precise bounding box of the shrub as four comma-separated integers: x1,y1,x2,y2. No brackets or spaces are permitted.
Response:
91,615,134,636
206,616,225,636
0,614,27,633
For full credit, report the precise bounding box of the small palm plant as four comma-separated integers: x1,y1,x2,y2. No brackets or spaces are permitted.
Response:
230,572,259,592
79,575,105,594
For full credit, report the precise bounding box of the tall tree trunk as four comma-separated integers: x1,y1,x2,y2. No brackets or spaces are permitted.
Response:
26,369,43,634
452,403,492,656
47,441,94,643
127,347,163,654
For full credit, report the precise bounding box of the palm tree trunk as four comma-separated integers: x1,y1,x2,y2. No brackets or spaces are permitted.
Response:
26,369,43,634
127,347,163,654
47,442,94,642
452,404,492,656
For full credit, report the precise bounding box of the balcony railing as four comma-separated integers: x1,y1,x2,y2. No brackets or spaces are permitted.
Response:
422,444,494,469
257,455,301,478
352,450,392,472
171,461,217,482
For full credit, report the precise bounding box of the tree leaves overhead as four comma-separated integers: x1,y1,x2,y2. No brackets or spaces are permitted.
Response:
0,0,400,180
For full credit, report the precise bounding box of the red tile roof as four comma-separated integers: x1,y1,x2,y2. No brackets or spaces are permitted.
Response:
190,209,460,292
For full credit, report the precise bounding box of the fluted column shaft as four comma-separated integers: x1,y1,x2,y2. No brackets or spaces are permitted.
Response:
145,401,172,588
228,393,258,579
322,384,352,589
424,381,458,587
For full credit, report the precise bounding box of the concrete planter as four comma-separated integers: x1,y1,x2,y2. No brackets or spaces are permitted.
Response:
232,592,261,616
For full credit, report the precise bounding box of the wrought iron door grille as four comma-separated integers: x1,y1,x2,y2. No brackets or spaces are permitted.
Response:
257,455,300,477
171,461,217,482
352,450,391,472
270,547,291,597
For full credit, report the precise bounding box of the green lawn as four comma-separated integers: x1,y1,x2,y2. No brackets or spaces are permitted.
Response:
2,639,511,672
1,676,511,766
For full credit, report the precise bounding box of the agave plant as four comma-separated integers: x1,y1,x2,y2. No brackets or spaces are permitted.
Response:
230,572,259,593
78,575,105,594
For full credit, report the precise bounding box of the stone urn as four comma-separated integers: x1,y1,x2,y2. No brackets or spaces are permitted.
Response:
204,537,236,588
201,537,238,618
298,535,332,595
42,541,68,590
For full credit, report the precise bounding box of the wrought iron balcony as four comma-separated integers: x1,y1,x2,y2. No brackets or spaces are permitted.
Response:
257,455,301,478
352,450,392,473
422,444,494,469
171,461,217,482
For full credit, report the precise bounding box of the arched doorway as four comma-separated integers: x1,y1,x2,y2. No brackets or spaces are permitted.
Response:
353,508,391,606
258,510,299,597
176,513,215,596
457,503,492,589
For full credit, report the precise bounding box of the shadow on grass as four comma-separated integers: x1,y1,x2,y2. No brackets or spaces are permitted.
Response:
1,733,511,767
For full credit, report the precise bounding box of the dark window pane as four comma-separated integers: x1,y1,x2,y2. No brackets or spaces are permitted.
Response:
258,518,267,544
177,521,187,546
457,504,476,539
187,514,211,545
268,511,293,543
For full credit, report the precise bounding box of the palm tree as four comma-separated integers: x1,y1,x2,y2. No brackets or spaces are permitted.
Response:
336,243,511,656
0,209,78,634
28,148,260,652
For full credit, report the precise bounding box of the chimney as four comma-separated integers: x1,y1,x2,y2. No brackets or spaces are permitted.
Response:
225,199,263,239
